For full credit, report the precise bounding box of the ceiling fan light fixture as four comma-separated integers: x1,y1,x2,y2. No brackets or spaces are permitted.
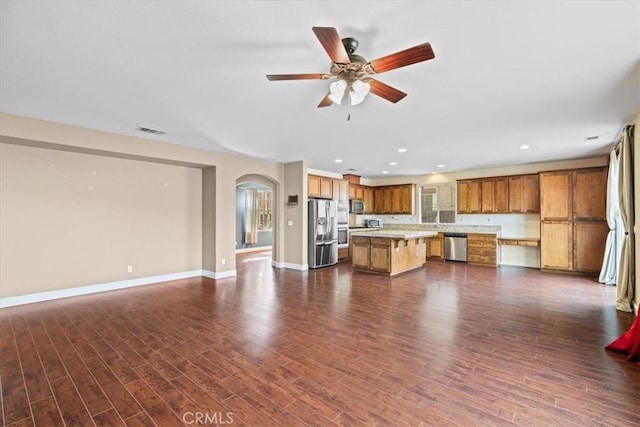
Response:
329,80,347,105
349,80,370,106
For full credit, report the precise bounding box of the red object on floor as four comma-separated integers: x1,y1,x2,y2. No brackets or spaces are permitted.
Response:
606,314,640,366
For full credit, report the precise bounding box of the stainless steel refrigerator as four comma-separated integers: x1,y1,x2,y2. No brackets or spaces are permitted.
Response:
308,199,338,268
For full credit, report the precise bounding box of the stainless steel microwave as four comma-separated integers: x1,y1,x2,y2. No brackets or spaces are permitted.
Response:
350,199,364,214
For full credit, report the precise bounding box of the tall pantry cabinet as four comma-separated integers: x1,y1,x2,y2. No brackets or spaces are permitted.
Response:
539,167,608,274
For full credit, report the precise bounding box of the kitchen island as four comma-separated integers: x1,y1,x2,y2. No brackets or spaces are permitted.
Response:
350,230,438,276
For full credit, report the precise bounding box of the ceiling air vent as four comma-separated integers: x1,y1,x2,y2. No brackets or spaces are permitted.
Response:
136,126,167,136
584,135,599,142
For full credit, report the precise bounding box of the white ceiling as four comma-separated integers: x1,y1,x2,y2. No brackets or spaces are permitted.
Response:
1,1,638,178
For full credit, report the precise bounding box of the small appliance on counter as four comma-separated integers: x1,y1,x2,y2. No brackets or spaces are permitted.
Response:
366,219,383,228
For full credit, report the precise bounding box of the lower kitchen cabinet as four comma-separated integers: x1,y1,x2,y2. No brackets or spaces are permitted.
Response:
351,236,391,273
351,237,370,270
369,238,391,273
467,233,497,266
426,233,444,260
541,220,608,273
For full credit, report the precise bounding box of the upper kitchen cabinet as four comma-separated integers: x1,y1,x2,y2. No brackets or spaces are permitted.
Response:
373,187,385,213
458,174,538,214
540,171,572,220
400,184,415,214
481,178,495,213
332,179,349,202
457,179,482,213
363,186,374,214
495,177,509,212
508,174,539,213
368,184,415,215
540,167,606,222
573,167,607,220
308,174,345,200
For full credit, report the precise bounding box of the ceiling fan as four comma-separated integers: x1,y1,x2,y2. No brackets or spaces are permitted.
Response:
266,27,435,108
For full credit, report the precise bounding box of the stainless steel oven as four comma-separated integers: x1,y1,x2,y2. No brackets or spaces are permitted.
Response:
337,226,349,249
337,201,349,226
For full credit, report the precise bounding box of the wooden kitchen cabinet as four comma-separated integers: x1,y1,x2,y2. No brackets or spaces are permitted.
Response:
349,183,365,200
351,236,370,270
391,186,402,213
308,174,321,198
369,184,414,215
467,233,497,266
508,174,539,213
308,174,333,199
363,186,374,214
574,168,607,220
540,221,573,270
369,238,391,273
332,179,348,202
400,184,414,214
351,236,391,273
457,179,482,213
373,187,384,213
495,177,509,212
426,233,444,260
458,174,537,214
540,167,607,275
481,178,495,213
574,221,608,273
383,187,392,214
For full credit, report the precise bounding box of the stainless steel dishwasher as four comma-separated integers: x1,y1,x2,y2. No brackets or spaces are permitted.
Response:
444,232,468,262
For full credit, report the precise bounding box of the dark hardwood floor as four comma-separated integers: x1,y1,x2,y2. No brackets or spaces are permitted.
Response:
1,252,638,426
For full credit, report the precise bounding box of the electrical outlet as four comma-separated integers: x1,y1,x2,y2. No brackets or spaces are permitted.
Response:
127,265,133,273
221,258,226,265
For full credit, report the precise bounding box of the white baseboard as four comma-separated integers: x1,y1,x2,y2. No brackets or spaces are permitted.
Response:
202,269,237,280
0,269,237,308
272,260,308,271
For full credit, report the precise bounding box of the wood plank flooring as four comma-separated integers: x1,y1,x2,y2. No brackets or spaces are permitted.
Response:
1,252,638,426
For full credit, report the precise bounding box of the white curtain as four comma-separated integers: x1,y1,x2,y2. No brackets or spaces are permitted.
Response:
244,188,259,244
599,149,623,284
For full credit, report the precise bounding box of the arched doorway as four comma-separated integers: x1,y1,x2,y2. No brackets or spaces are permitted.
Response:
236,174,279,263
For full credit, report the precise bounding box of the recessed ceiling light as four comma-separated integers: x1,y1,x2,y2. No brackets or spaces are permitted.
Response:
398,148,408,153
335,159,343,163
437,164,446,168
382,170,389,174
389,162,398,166
520,145,530,150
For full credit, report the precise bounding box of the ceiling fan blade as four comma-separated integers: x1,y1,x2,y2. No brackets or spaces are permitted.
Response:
266,73,331,81
367,79,407,103
367,43,435,74
312,27,351,64
317,93,333,108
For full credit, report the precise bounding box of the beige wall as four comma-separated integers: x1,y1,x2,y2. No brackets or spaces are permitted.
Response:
0,143,202,298
283,161,307,268
0,113,288,300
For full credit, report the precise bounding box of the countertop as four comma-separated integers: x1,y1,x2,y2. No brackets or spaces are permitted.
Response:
350,229,438,239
